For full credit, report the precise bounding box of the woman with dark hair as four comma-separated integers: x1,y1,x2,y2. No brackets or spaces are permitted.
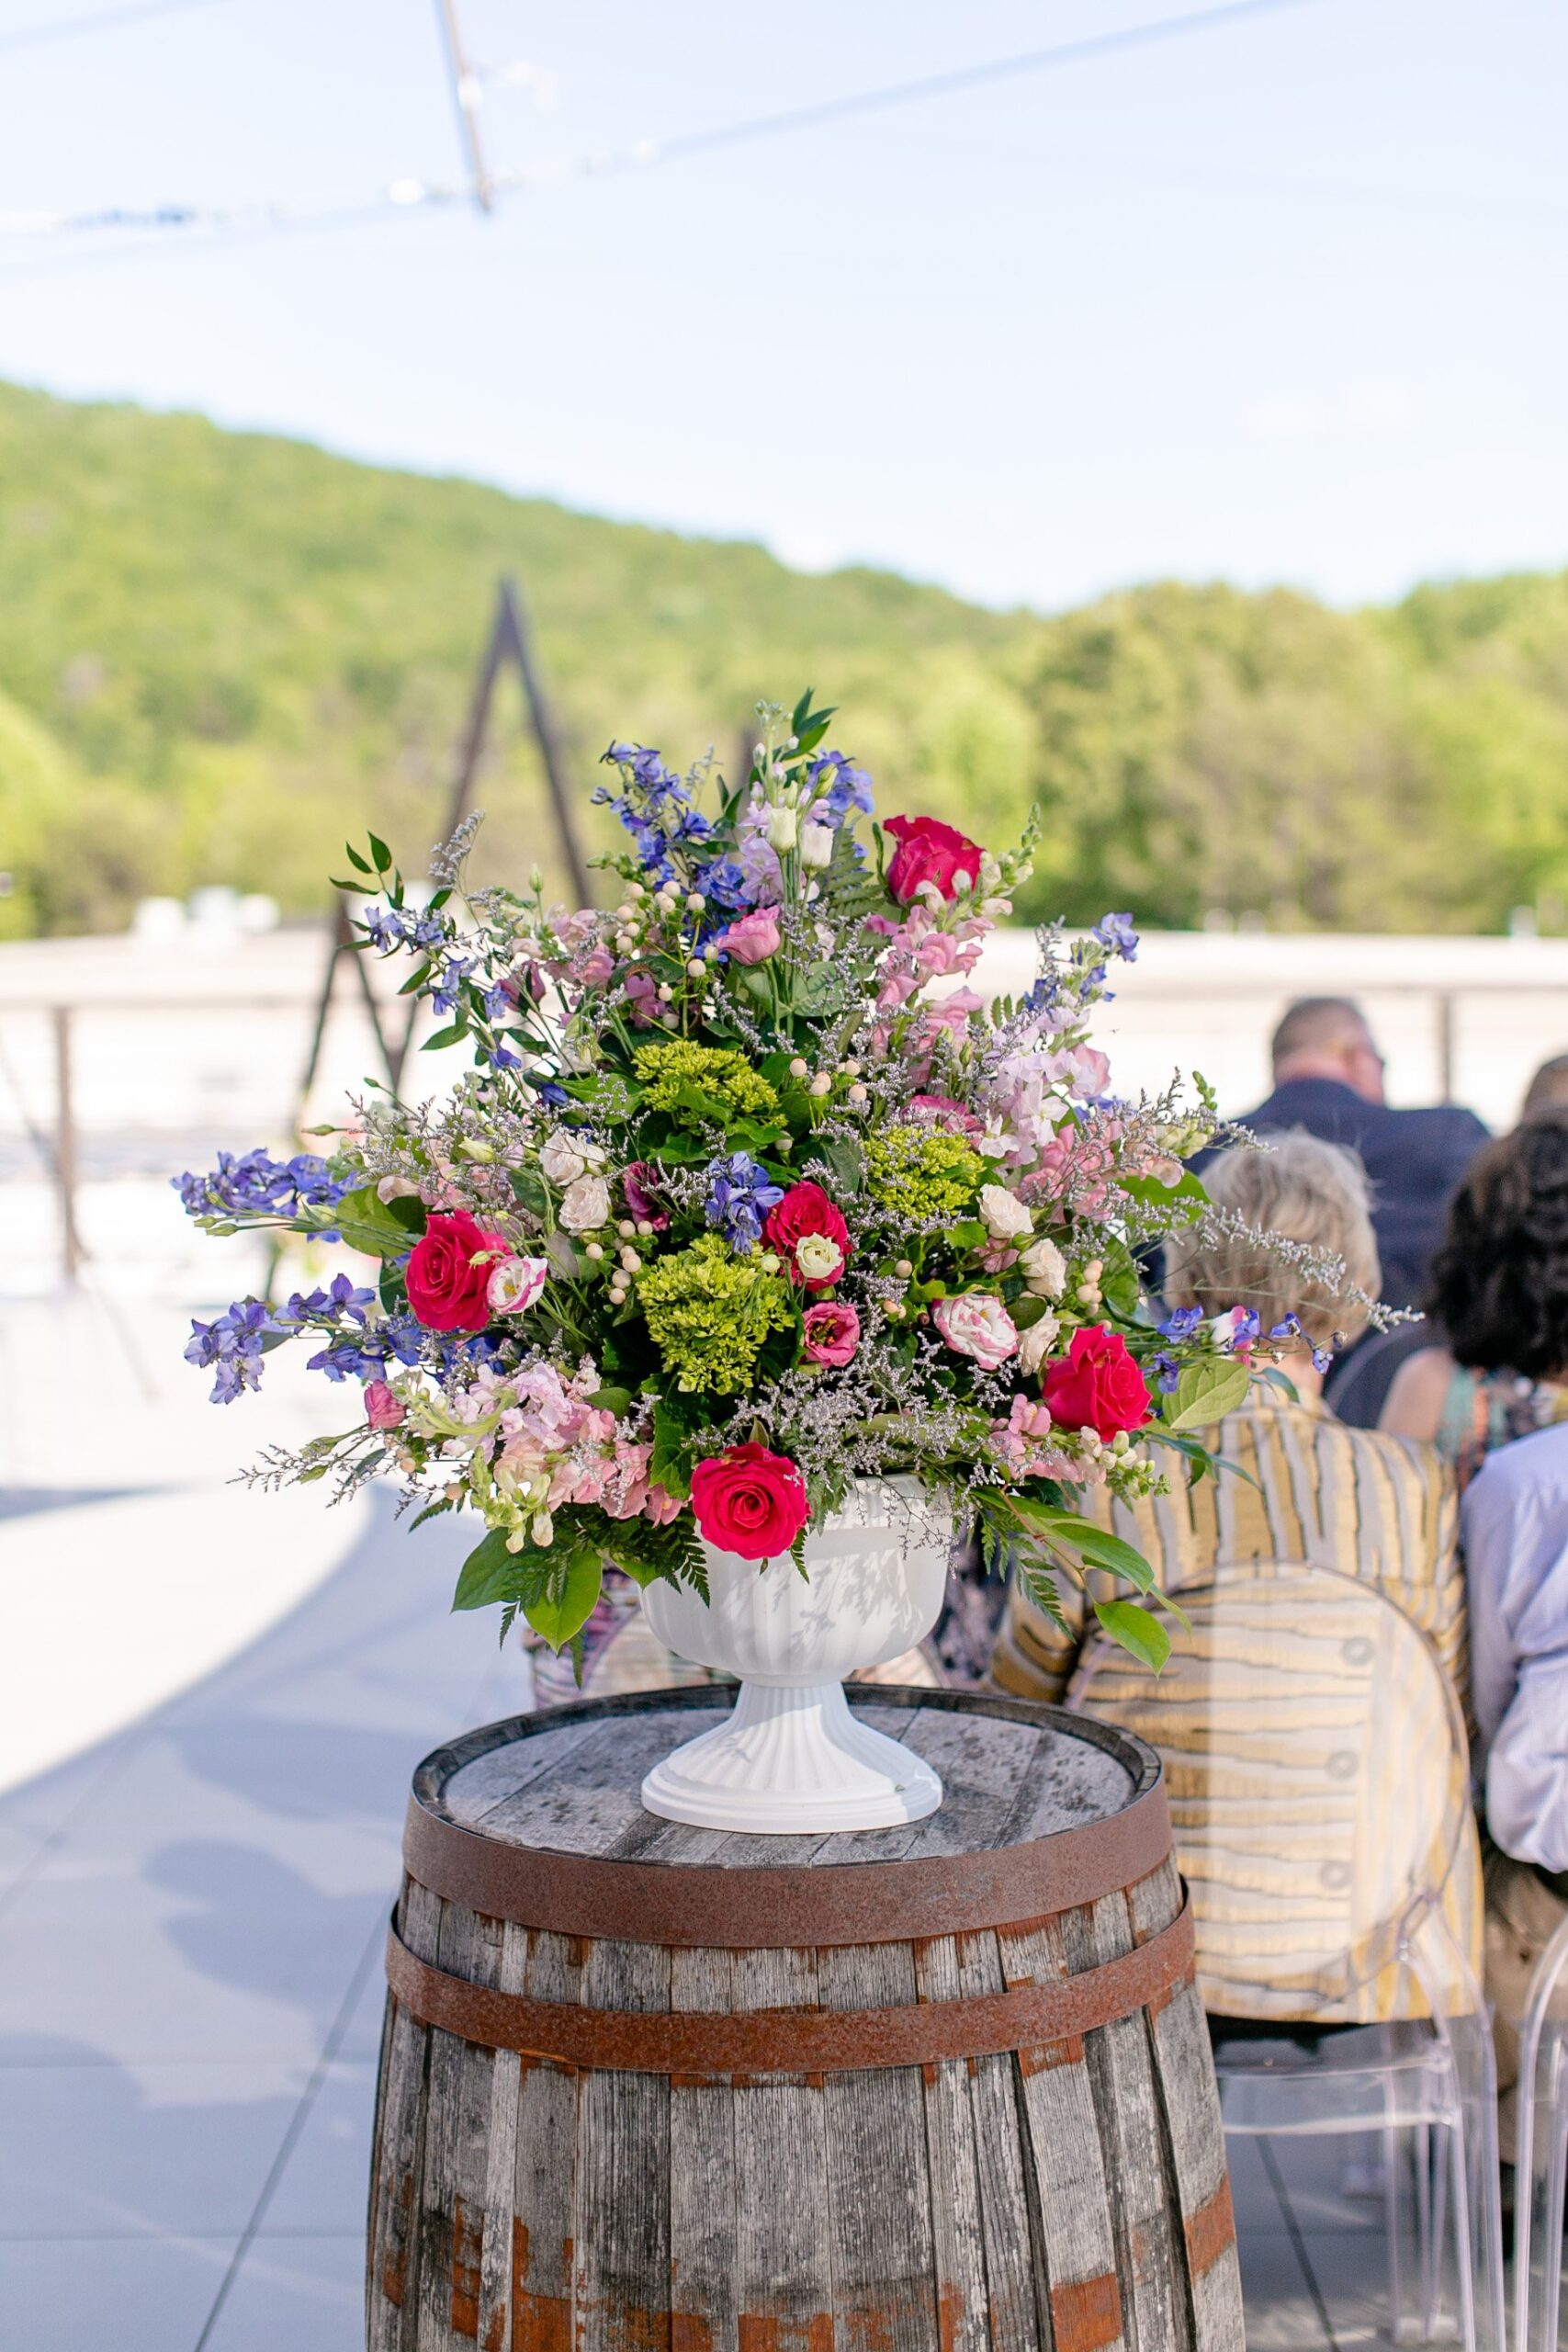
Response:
1382,1109,1568,2165
1381,1108,1568,1485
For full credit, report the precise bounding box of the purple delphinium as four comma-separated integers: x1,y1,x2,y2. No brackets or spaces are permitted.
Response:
1157,1305,1204,1342
807,750,874,826
703,1153,784,1253
1091,911,1139,961
184,1299,289,1404
174,1149,345,1220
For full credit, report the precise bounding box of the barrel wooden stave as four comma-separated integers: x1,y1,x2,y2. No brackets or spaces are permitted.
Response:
368,1694,1246,2352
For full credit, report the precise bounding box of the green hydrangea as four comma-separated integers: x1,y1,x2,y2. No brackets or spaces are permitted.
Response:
636,1235,795,1394
632,1039,781,1125
864,1125,985,1221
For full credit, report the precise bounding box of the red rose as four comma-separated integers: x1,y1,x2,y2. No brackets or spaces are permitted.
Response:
763,1180,852,1292
884,814,985,905
690,1442,811,1562
404,1209,509,1333
1040,1325,1153,1439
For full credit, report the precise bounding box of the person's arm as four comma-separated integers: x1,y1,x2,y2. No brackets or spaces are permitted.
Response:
1379,1346,1456,1442
1461,1457,1568,1872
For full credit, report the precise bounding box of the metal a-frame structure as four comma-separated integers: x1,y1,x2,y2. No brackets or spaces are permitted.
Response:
297,575,591,1112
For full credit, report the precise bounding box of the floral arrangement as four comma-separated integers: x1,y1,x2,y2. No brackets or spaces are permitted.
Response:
176,691,1324,1672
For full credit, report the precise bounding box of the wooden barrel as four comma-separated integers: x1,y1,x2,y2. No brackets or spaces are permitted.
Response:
369,1687,1244,2352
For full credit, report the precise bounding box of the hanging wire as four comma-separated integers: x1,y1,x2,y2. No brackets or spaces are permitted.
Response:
0,0,1319,252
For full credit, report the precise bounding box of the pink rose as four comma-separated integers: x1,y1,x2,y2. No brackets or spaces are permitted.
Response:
405,1209,509,1333
717,906,782,966
690,1442,811,1562
1041,1326,1152,1438
802,1301,861,1367
763,1182,853,1293
365,1381,403,1430
884,815,985,905
932,1292,1019,1371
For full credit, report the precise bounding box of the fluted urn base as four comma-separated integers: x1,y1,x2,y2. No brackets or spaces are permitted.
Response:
637,1476,952,1836
639,1678,943,1832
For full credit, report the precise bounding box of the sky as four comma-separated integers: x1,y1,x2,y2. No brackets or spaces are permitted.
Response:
0,0,1563,615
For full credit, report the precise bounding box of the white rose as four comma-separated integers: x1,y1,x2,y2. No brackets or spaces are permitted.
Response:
1016,1313,1061,1374
558,1173,611,1232
539,1131,587,1185
795,1232,844,1283
977,1183,1034,1242
798,820,835,869
1019,1238,1067,1299
488,1255,549,1315
766,804,799,853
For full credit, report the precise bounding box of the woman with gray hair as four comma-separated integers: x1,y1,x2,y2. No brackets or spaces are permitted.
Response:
990,1130,1464,1705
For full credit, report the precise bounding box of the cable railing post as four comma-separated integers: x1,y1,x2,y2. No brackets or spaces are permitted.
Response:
52,1002,84,1283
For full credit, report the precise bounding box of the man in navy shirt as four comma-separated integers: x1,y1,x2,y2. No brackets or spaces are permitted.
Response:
1213,996,1488,1309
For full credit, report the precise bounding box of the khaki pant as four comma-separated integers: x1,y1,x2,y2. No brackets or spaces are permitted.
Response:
1484,1848,1568,2164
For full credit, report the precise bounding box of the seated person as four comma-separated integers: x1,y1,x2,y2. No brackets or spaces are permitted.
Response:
991,1132,1464,1702
1204,995,1487,1309
1381,1110,1568,1488
1457,1424,1568,2155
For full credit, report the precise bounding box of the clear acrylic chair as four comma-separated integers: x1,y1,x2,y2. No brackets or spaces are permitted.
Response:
1513,1907,1568,2351
1068,1565,1506,2352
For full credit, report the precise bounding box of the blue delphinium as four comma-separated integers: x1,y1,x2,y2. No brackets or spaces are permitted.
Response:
807,750,874,826
1092,911,1139,962
184,1299,290,1404
174,1149,345,1220
703,1153,784,1252
1151,1351,1182,1395
1157,1305,1204,1342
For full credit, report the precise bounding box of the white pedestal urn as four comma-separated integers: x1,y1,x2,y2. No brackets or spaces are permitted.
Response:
638,1475,951,1834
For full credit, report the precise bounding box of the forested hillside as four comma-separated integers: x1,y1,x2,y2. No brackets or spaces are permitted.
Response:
3,379,1567,938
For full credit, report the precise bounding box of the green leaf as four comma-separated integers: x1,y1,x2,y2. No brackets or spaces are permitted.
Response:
422,1021,468,1053
1164,1355,1251,1432
523,1544,604,1651
344,842,372,874
1068,1523,1156,1591
328,1182,424,1258
587,1385,633,1415
452,1527,526,1611
1097,1235,1144,1319
410,1498,454,1532
649,1398,695,1499
1093,1599,1171,1673
367,831,392,872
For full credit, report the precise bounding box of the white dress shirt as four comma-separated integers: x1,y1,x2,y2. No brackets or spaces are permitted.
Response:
1461,1421,1568,1871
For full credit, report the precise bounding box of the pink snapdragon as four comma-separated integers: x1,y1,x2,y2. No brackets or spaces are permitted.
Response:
365,1381,404,1430
989,1394,1075,1481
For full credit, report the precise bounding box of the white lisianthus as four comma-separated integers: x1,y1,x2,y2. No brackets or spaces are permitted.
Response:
1016,1313,1062,1374
1019,1237,1067,1299
558,1173,612,1232
766,804,800,853
794,1232,844,1283
487,1254,550,1315
977,1183,1034,1241
377,1174,423,1203
798,820,835,869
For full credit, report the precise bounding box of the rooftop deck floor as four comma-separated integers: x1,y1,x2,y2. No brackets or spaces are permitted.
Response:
0,1483,1432,2349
